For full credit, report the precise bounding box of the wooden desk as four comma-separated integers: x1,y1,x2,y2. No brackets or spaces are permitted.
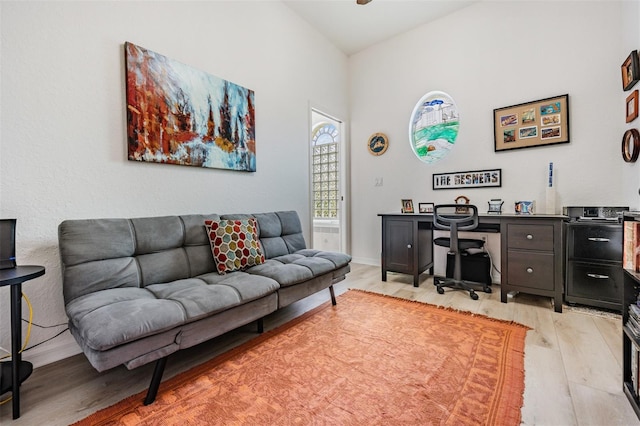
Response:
379,213,567,313
0,265,45,419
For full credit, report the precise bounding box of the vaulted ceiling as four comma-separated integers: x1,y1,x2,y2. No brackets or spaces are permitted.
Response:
283,0,477,55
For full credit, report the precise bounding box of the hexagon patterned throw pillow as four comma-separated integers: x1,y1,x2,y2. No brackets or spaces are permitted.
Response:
205,218,265,274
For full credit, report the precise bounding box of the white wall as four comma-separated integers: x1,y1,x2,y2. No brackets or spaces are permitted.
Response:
349,1,629,265
622,0,640,203
0,1,348,366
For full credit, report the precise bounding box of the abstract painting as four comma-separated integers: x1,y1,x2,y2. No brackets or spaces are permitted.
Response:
125,42,256,172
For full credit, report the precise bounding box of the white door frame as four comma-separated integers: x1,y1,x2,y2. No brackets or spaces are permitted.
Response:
308,105,349,254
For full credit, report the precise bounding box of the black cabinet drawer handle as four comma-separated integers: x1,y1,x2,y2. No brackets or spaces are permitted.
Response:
587,237,610,242
587,273,609,279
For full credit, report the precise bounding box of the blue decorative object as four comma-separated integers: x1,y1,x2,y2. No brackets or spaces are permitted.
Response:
515,201,534,214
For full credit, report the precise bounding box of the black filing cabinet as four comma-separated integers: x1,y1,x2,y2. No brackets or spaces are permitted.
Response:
566,222,624,311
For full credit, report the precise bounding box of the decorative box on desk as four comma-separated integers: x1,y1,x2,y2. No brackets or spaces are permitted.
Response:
622,212,640,420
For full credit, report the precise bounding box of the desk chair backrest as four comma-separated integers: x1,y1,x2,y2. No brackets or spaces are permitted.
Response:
433,204,479,234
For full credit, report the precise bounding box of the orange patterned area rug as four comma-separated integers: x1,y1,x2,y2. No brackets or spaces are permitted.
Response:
75,290,529,425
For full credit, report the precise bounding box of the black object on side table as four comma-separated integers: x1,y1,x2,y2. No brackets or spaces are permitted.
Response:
0,265,45,420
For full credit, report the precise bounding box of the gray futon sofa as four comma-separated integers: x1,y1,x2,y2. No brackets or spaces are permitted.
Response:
58,210,351,404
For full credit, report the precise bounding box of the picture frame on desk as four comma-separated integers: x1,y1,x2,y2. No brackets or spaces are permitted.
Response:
418,203,434,213
401,199,414,214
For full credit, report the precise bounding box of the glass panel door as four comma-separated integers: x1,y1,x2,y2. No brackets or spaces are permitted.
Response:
310,109,344,252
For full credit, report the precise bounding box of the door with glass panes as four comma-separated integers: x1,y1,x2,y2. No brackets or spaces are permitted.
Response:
311,110,344,252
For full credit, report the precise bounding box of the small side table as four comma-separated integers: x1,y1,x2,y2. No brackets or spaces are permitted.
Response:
0,265,45,420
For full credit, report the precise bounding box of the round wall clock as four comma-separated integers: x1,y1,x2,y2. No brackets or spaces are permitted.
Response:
408,91,459,164
622,128,640,163
368,132,389,156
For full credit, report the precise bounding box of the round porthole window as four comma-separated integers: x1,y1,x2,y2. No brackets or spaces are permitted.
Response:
408,91,459,164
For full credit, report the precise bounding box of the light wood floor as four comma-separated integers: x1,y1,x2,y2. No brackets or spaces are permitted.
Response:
2,263,639,425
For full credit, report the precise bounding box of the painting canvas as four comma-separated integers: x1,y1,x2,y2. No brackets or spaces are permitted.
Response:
125,42,256,171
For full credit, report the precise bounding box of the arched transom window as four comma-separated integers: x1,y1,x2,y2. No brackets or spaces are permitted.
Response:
311,122,339,219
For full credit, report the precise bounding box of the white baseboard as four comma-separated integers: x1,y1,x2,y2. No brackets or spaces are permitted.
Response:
24,333,81,369
350,257,379,266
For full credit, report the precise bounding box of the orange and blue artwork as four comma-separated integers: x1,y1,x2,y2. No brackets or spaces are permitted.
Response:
125,42,256,172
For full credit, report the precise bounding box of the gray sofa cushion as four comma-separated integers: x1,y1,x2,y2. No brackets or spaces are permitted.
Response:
65,287,186,351
246,260,313,286
247,250,351,287
252,212,281,237
146,273,278,321
182,214,220,276
131,216,184,254
145,279,242,321
59,219,136,266
182,214,221,245
253,211,306,258
137,248,191,286
62,257,140,302
258,237,289,259
242,212,352,287
66,272,280,351
295,249,351,269
196,271,279,297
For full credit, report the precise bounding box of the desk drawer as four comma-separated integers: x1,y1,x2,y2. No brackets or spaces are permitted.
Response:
568,224,622,262
507,224,554,251
566,261,623,304
507,250,554,290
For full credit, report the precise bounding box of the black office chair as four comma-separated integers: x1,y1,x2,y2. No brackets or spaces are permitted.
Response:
432,204,492,300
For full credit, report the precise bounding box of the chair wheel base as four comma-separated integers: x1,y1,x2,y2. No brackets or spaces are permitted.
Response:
433,276,489,300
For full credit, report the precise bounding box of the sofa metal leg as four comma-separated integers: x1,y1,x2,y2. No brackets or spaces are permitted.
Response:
329,285,336,306
257,318,264,334
144,356,168,406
